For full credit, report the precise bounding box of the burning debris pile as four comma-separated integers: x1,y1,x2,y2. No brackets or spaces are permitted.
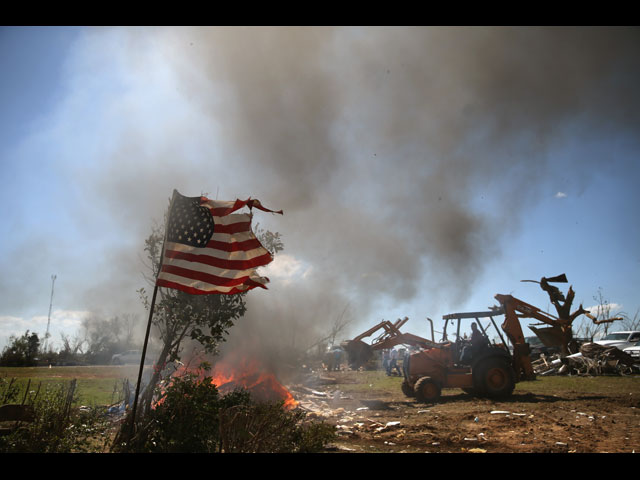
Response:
163,354,299,410
208,357,298,410
533,343,638,376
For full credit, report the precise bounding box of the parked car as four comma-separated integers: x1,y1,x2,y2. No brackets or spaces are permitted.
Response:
623,341,640,362
594,331,640,351
111,350,145,365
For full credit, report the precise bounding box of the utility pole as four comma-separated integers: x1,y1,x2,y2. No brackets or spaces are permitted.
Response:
44,274,57,352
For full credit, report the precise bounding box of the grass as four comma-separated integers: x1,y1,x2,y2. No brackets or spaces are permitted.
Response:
325,369,640,397
0,365,153,406
2,366,639,406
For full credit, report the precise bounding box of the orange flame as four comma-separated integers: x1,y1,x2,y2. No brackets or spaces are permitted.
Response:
209,356,298,410
163,355,298,410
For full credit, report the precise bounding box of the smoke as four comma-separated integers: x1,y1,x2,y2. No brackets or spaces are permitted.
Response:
143,26,640,357
5,26,638,357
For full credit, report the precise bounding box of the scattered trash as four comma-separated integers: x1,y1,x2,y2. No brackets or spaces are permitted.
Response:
335,445,357,452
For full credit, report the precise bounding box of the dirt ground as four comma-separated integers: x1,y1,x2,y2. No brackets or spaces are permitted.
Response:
293,371,640,454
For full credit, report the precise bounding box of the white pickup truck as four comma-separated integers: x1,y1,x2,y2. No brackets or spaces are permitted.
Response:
594,331,640,351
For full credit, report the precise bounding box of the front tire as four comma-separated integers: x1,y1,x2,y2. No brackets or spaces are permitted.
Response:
414,377,441,403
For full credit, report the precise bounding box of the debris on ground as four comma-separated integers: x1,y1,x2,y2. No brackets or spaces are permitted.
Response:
532,342,638,376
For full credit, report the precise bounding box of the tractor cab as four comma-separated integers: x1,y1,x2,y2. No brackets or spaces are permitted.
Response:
439,308,510,367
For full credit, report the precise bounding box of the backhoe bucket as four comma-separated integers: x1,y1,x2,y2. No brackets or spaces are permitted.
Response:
529,325,565,349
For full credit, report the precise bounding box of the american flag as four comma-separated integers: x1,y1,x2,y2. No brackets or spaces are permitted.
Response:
156,190,283,295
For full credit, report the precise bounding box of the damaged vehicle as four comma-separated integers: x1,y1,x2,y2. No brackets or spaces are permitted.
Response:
623,340,640,362
594,331,640,351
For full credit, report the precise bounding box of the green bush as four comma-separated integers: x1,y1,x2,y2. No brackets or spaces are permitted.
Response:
114,369,335,453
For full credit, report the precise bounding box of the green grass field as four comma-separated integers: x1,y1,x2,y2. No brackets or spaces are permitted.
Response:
0,365,154,406
2,366,639,406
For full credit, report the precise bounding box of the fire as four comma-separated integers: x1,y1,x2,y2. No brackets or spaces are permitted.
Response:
163,354,298,410
209,356,298,410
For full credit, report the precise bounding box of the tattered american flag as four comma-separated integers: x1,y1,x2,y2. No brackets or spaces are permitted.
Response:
156,190,283,295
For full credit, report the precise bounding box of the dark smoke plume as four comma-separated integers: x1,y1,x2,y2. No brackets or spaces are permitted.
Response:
55,27,640,361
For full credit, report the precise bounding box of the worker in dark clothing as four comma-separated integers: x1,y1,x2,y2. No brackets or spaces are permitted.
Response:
461,322,489,364
470,322,488,348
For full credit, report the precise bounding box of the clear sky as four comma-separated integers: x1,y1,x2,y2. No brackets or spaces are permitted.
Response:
1,26,638,353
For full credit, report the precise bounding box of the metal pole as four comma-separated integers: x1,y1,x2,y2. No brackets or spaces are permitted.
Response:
129,190,177,436
129,283,159,433
44,274,56,352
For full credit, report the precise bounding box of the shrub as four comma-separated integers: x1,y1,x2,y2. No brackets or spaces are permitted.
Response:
0,378,112,453
113,369,335,453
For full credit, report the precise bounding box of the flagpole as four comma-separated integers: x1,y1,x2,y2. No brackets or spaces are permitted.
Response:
129,190,178,436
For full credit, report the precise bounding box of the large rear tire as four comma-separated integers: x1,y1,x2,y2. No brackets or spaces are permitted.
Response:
473,357,515,399
414,377,441,403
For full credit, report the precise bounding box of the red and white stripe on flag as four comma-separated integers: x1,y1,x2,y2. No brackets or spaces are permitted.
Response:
156,194,283,295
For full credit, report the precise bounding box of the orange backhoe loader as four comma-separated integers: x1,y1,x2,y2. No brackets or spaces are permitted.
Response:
341,317,438,369
403,294,553,403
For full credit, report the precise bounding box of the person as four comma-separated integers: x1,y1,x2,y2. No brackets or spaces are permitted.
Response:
470,322,487,348
387,349,402,376
382,349,390,372
461,322,489,364
332,347,342,371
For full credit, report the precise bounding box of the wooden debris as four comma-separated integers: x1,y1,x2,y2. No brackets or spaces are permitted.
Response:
531,343,637,376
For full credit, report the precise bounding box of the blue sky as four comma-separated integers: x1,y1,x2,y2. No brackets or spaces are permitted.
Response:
1,26,638,352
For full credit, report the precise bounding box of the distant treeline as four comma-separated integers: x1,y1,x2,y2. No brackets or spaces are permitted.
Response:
1,314,145,367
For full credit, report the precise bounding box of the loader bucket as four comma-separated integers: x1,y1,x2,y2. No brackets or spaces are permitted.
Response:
340,339,374,369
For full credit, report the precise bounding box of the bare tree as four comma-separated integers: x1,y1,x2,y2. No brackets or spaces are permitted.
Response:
59,333,86,355
79,313,142,363
573,287,624,341
621,308,640,331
